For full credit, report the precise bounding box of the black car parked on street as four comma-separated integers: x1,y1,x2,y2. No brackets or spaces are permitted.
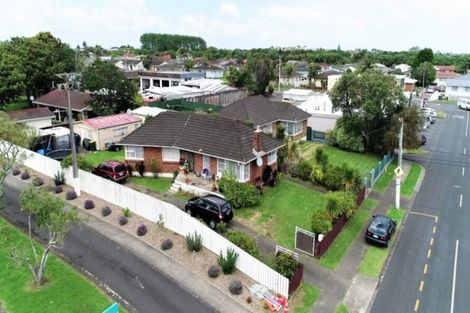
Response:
185,195,234,229
365,215,397,247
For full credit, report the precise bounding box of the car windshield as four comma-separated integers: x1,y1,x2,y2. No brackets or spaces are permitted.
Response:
221,202,231,213
115,165,126,172
369,218,388,235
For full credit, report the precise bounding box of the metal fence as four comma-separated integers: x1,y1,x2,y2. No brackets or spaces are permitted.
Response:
369,153,394,187
19,147,290,297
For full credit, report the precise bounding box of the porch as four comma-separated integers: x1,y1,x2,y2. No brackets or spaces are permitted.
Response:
170,170,221,197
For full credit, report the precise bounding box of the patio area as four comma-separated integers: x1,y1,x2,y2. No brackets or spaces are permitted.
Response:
173,170,218,196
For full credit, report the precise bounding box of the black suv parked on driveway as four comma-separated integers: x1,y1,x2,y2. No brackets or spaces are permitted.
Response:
185,195,234,229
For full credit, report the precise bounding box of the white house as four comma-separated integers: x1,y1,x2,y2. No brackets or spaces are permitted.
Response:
114,58,144,71
393,64,412,75
139,71,205,92
131,106,167,122
282,89,315,103
445,75,470,99
327,74,342,91
7,107,55,130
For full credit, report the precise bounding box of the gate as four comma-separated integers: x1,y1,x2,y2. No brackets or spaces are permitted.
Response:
295,226,315,256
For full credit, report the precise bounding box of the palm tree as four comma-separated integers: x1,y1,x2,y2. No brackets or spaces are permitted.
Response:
308,63,322,88
283,63,296,87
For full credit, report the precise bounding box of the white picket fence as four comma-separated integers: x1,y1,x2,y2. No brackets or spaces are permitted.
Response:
19,148,290,297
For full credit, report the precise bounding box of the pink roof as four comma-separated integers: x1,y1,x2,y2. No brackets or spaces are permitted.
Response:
83,113,141,129
436,72,461,79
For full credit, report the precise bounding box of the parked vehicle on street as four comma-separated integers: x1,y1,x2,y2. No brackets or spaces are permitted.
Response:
92,160,128,182
419,108,436,118
421,134,427,146
365,215,397,247
458,98,470,110
185,195,234,229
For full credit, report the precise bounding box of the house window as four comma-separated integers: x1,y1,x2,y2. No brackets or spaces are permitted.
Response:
125,146,144,160
262,123,273,134
282,121,303,136
203,155,210,170
162,148,180,162
162,80,170,87
242,163,250,181
268,151,277,165
171,81,179,86
452,86,458,91
113,127,127,137
218,159,249,182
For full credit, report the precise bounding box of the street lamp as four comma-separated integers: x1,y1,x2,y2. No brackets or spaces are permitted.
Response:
56,73,81,196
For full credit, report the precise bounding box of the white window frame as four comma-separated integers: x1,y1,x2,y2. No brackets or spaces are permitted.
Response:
162,148,180,162
203,155,210,170
125,146,144,160
242,162,250,182
262,123,273,134
268,151,277,165
218,158,250,182
283,121,303,136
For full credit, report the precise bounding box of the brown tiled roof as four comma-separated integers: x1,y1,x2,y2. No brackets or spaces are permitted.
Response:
121,111,284,162
219,95,311,127
33,89,93,112
435,65,455,72
7,107,54,122
436,71,461,79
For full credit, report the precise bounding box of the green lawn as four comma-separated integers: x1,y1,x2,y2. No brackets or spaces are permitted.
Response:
358,207,405,278
401,163,422,197
81,150,125,167
436,111,446,119
0,218,124,313
320,199,378,269
2,98,30,112
236,179,325,248
127,176,173,193
432,99,457,105
299,142,380,179
292,283,321,313
336,303,350,313
372,161,397,193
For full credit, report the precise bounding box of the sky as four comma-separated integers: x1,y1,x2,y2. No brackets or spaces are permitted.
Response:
0,0,469,53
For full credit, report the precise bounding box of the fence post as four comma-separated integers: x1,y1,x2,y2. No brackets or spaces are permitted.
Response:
370,169,375,187
364,177,368,189
378,161,383,175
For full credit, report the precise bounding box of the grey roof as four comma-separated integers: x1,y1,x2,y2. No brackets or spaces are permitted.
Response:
120,111,284,163
447,75,470,88
7,107,54,122
219,95,311,126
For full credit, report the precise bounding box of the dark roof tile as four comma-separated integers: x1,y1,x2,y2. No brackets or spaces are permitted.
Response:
33,89,93,112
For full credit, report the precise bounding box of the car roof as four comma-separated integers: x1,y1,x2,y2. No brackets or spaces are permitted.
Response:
102,160,125,166
372,215,391,223
203,195,228,205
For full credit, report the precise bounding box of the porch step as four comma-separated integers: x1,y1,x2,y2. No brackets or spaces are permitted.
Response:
169,182,181,194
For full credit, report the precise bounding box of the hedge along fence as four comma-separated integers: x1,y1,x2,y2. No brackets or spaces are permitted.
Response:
17,146,290,297
149,99,224,113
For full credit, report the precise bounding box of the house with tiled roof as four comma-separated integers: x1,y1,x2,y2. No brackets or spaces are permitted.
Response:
33,89,93,121
74,113,142,150
434,65,461,87
445,75,470,99
120,111,285,184
7,107,55,130
219,95,311,141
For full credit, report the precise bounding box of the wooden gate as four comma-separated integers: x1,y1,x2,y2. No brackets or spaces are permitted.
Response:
295,226,315,256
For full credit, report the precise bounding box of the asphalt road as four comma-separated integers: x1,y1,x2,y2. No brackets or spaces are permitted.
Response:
1,182,213,313
371,103,470,313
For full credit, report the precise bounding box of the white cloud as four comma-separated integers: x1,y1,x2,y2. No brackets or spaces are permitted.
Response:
220,3,240,17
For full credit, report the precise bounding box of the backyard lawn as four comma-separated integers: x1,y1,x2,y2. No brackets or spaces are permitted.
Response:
127,176,173,193
299,142,380,179
81,150,125,167
358,207,405,278
0,218,124,313
401,163,422,197
291,283,321,313
236,179,325,248
320,198,379,269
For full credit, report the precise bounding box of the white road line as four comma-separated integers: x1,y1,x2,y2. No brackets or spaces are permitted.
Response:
466,111,469,137
450,240,459,313
465,148,467,155
463,167,465,176
460,194,463,207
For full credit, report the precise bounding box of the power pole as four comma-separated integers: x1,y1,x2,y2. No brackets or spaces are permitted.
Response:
278,53,281,92
395,118,404,209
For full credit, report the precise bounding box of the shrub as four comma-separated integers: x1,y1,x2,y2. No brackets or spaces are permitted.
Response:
12,168,21,176
315,147,329,169
122,207,132,217
322,165,344,191
61,155,94,172
226,231,259,257
218,248,239,274
228,280,243,295
262,165,273,184
311,207,332,234
216,222,228,234
218,178,260,209
137,224,148,236
207,265,220,278
310,166,324,184
126,164,134,177
32,177,44,186
149,159,160,178
119,216,128,225
272,253,299,279
54,170,65,186
136,161,145,177
172,170,179,183
66,190,77,200
294,160,313,181
326,125,364,152
20,172,30,180
325,191,357,219
84,199,95,210
54,185,63,194
161,238,173,250
101,206,111,217
186,232,202,252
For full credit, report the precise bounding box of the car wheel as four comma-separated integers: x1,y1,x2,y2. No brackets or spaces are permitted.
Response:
209,219,216,229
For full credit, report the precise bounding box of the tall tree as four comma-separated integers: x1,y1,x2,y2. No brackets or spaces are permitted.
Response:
307,63,321,87
411,62,436,87
140,33,206,53
12,186,80,286
0,111,31,198
0,41,26,106
283,63,296,86
247,58,273,95
413,48,434,68
83,59,137,115
330,70,406,153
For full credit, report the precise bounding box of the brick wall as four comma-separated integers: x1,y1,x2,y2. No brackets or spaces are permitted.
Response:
249,154,277,185
125,147,180,174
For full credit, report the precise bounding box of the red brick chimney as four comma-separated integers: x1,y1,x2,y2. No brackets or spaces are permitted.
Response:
253,126,264,152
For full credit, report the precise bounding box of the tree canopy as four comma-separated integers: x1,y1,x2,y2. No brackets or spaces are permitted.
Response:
140,33,207,53
412,62,436,87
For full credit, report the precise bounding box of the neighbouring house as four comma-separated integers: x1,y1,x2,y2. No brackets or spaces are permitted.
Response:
113,57,144,71
317,69,342,90
219,95,311,141
74,113,142,151
297,93,342,140
327,73,343,91
373,63,392,74
131,106,167,122
7,107,55,130
394,75,417,92
193,63,225,79
393,64,412,75
120,111,285,184
282,89,315,103
33,89,93,121
138,71,205,92
445,75,470,100
434,65,461,87
278,70,307,87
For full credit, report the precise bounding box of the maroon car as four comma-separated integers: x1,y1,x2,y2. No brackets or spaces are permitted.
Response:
92,160,128,182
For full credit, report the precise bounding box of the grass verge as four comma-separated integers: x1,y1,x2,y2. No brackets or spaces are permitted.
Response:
81,150,125,167
336,303,349,313
432,99,457,105
0,217,124,313
291,283,321,313
372,161,397,193
320,199,378,269
436,111,446,119
358,207,405,278
401,163,422,197
127,176,173,193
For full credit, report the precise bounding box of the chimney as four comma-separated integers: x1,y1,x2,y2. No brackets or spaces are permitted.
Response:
253,125,264,152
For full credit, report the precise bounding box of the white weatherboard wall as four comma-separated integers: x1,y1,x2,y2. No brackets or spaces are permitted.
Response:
19,147,289,297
